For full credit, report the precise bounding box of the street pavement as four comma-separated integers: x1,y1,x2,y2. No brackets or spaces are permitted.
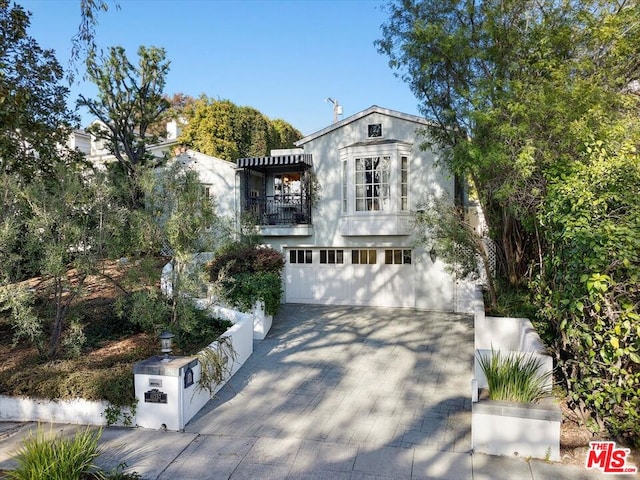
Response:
1,304,638,479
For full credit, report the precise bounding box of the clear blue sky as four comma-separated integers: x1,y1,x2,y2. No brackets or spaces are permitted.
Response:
19,0,422,136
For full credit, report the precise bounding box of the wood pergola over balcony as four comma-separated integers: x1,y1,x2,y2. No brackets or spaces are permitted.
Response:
237,153,314,227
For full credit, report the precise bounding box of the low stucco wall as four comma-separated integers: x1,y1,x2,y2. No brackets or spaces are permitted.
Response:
0,395,131,426
471,286,559,461
474,315,553,391
1,306,256,430
472,397,561,461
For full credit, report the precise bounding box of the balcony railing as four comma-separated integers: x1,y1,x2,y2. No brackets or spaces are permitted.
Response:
245,194,311,226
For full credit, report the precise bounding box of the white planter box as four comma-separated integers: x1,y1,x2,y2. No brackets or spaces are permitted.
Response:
471,285,560,461
252,300,272,340
472,394,561,461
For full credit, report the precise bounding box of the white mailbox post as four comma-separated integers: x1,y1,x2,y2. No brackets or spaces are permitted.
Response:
133,355,199,431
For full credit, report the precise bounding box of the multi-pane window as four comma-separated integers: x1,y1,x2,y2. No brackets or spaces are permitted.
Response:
352,249,377,265
320,249,344,264
289,249,312,264
355,156,390,211
384,249,412,265
401,156,408,211
274,173,301,199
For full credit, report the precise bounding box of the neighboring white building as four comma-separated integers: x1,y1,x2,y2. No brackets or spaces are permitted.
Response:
236,105,464,312
171,150,238,219
68,121,236,220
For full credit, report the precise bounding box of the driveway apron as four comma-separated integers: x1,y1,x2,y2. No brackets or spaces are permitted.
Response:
176,304,474,479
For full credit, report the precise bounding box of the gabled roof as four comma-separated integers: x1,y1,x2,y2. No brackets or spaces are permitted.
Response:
295,105,431,146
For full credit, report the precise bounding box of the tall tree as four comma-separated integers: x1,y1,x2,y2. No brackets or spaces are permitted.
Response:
377,0,640,285
178,97,302,161
78,45,171,207
0,1,80,180
69,0,119,83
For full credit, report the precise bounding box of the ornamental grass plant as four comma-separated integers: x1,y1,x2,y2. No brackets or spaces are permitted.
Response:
8,426,104,480
477,348,552,403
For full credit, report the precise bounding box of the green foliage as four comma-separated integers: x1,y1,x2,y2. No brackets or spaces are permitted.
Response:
60,318,87,359
114,288,231,355
178,97,303,161
379,0,640,444
0,284,44,353
0,1,80,180
413,195,498,307
477,348,552,403
377,0,640,285
79,45,171,208
208,244,285,316
147,161,222,257
16,164,108,359
196,336,237,398
103,402,136,427
536,139,640,445
8,426,104,480
103,463,143,480
223,271,283,317
114,289,169,335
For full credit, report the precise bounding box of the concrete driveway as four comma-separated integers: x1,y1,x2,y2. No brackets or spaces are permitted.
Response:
176,304,475,479
2,305,614,479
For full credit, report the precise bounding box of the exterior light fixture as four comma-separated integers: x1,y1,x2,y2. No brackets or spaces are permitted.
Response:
159,331,174,362
429,247,437,263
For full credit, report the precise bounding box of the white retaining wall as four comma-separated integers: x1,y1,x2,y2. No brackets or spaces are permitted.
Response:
471,285,560,461
1,303,263,429
0,395,132,426
134,312,255,431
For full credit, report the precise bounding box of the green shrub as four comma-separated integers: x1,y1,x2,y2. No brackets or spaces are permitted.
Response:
477,348,552,403
114,289,231,354
114,289,170,334
207,245,257,280
8,426,104,480
222,271,283,316
536,145,640,445
208,244,285,316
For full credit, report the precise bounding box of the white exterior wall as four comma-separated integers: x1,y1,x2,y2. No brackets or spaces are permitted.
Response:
272,108,457,311
180,150,238,220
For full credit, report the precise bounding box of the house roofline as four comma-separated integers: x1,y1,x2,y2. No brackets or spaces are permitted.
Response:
181,149,236,168
295,105,432,146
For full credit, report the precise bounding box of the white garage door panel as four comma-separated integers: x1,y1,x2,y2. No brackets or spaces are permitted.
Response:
286,266,315,301
314,266,352,303
285,248,423,308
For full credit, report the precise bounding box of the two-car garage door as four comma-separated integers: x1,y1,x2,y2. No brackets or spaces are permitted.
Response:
284,247,454,311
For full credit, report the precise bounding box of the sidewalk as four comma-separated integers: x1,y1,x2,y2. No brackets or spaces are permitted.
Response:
1,305,637,479
1,421,636,479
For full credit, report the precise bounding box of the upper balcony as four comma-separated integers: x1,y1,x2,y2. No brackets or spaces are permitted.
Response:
237,150,314,237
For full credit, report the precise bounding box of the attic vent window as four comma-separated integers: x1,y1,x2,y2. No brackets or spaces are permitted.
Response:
368,123,382,138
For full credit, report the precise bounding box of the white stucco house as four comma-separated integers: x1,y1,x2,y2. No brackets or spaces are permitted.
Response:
70,107,473,312
236,105,470,312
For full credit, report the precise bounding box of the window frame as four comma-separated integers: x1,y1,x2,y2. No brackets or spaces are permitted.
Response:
289,249,313,264
320,249,344,264
352,249,377,265
341,143,412,216
354,156,391,212
384,249,412,265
